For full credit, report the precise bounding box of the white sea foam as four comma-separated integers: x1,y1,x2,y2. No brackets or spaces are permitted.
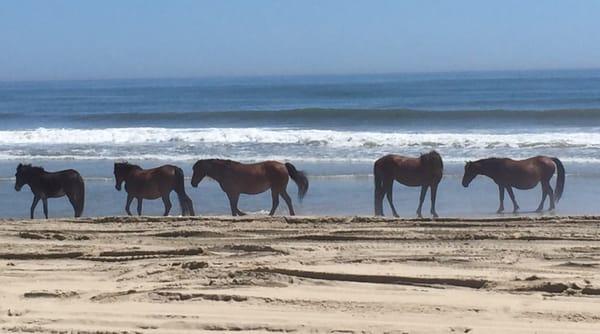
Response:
0,127,599,149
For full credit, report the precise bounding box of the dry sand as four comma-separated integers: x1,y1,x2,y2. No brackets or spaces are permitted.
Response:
0,215,600,333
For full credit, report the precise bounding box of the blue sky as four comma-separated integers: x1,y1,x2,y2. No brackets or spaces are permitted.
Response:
1,0,599,80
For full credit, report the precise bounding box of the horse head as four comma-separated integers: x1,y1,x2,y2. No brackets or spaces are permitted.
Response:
191,160,210,187
113,162,134,191
462,161,479,187
15,163,39,191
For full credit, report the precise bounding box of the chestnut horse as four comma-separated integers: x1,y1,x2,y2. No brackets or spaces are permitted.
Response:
462,156,565,213
14,164,85,219
114,162,194,216
191,159,308,216
374,151,443,218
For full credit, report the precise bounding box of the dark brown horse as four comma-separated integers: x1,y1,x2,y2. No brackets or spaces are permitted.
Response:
462,156,565,213
191,159,308,216
14,164,85,219
374,151,443,218
114,162,194,216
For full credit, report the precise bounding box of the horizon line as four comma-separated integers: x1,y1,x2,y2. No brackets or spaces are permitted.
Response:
2,66,600,84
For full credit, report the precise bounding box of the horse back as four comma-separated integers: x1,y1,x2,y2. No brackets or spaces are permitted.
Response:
40,169,83,197
375,154,438,186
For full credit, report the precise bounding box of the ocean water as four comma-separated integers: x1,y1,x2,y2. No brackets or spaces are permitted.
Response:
1,70,600,218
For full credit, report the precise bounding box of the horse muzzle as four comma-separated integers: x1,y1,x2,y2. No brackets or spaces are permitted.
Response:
115,184,122,191
14,184,22,191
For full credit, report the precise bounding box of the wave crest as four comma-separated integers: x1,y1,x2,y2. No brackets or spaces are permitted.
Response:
0,127,599,150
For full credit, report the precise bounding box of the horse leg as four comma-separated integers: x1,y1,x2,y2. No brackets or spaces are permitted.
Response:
125,195,133,216
162,194,172,216
269,190,280,216
384,180,399,218
30,196,40,219
547,182,556,211
227,193,245,216
137,198,143,216
42,197,49,219
67,194,82,218
416,186,427,218
281,190,295,216
430,183,439,218
506,187,520,213
537,180,555,212
374,178,386,216
497,185,505,213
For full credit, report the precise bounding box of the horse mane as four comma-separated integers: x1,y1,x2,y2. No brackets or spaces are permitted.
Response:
419,150,443,171
114,161,141,170
476,157,502,166
199,159,240,168
18,164,45,173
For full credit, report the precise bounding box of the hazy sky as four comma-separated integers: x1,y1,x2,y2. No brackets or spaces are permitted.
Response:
1,0,599,81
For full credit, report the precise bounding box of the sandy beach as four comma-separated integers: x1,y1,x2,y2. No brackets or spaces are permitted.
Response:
0,215,598,333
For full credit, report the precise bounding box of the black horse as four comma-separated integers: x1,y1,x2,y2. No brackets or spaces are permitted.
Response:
15,164,85,219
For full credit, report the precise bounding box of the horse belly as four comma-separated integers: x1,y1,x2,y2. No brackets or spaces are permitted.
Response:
242,184,271,195
241,179,272,195
127,184,162,199
143,188,163,199
395,175,424,187
47,189,66,198
513,180,539,190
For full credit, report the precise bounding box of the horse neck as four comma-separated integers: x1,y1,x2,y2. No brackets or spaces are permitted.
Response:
22,169,45,186
122,165,141,181
477,159,500,178
205,161,226,182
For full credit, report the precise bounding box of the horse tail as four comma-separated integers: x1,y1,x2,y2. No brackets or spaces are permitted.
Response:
74,173,85,217
285,163,309,201
174,167,195,216
551,157,565,203
373,160,384,216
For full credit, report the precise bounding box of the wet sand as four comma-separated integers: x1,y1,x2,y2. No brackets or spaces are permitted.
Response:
1,215,600,333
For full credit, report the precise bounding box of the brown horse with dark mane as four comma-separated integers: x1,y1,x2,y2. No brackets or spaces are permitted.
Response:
374,151,443,218
191,159,308,216
114,162,194,216
15,164,85,219
462,156,565,213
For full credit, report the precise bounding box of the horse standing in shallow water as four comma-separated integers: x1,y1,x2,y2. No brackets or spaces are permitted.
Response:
462,156,565,213
113,162,195,216
374,151,443,218
191,159,308,216
14,164,85,219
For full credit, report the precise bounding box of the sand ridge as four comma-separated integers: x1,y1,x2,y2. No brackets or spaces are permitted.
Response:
0,215,600,333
